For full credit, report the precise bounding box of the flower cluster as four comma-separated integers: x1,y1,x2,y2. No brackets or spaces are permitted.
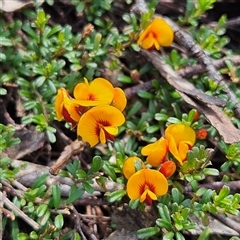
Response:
123,123,196,205
55,77,127,147
137,18,174,50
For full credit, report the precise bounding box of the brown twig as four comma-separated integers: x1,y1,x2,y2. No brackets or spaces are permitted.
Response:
70,205,88,240
124,55,240,99
49,140,86,175
0,191,41,230
169,19,240,117
11,159,124,198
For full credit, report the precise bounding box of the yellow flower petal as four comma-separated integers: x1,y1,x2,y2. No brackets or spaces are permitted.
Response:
89,78,114,103
99,128,106,144
165,124,196,165
137,18,174,50
165,133,182,164
165,124,196,146
141,138,168,167
178,141,190,161
74,77,114,105
77,105,125,147
73,83,90,100
111,87,127,111
126,169,168,202
55,88,65,121
122,156,145,179
103,126,118,135
55,88,81,123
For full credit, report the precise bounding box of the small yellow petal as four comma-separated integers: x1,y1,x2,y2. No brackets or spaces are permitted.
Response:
137,18,174,50
165,124,196,146
99,128,106,144
103,126,118,135
122,156,145,179
141,138,168,167
111,87,127,111
165,133,182,165
55,88,65,121
89,78,114,103
178,141,190,161
73,83,90,100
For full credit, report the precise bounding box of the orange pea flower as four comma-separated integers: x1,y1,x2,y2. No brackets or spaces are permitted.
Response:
73,78,114,105
126,169,168,205
165,124,196,165
111,87,127,111
77,105,125,147
122,156,145,179
137,18,174,50
159,160,176,178
141,137,168,167
55,88,82,125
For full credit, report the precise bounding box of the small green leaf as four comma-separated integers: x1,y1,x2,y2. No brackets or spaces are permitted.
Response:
158,205,171,223
54,214,64,229
32,173,48,189
171,188,184,204
197,227,210,240
38,210,51,226
203,168,219,176
156,218,172,231
102,163,116,181
147,125,159,134
107,189,126,203
129,199,140,209
175,232,185,240
0,88,7,95
137,226,160,239
127,101,142,118
82,181,94,194
215,185,230,203
73,232,81,240
52,184,61,208
163,232,175,240
88,156,102,175
138,90,153,99
117,74,132,83
17,233,29,240
36,204,48,217
29,231,38,239
66,185,84,204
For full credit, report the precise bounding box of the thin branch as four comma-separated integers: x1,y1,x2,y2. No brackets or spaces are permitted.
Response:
124,55,240,99
169,18,240,117
0,191,41,230
11,159,124,198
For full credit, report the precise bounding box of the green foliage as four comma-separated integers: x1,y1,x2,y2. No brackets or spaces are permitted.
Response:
1,0,240,239
179,0,217,26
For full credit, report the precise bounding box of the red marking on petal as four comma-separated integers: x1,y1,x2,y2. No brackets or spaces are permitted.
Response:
145,193,153,206
62,107,77,125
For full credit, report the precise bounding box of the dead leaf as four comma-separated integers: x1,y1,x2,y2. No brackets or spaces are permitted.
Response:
141,50,226,107
0,0,44,12
141,50,240,144
180,92,240,143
